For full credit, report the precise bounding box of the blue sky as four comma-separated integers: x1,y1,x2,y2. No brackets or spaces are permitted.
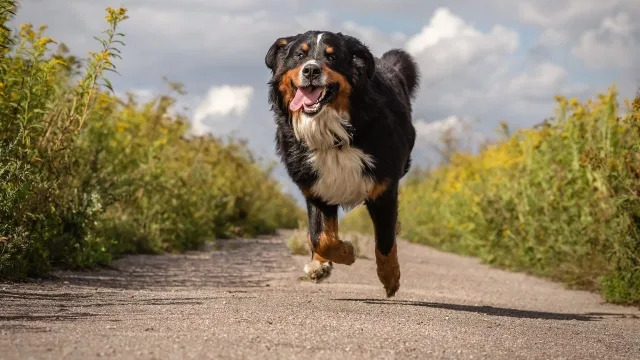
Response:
12,0,640,196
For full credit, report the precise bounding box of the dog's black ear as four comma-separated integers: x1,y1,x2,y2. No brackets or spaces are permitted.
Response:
341,34,376,80
265,35,298,72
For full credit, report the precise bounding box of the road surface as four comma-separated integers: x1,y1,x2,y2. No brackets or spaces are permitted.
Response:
1,232,639,359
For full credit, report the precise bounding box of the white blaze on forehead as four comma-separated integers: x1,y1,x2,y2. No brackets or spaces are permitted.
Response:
303,59,319,67
315,33,324,58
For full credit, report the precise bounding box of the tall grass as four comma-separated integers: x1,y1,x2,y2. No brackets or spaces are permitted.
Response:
343,90,640,304
0,3,302,278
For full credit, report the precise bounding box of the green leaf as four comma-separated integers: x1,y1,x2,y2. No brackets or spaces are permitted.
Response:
101,78,115,94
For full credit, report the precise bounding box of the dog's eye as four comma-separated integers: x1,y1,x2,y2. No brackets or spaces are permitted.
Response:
326,54,336,62
295,52,305,59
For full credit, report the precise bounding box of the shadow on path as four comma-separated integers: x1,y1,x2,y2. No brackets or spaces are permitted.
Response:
334,298,640,321
0,288,224,328
46,237,290,290
0,238,284,329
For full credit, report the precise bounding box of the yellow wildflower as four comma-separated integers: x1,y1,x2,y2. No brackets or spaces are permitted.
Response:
52,58,67,66
116,122,129,133
35,37,57,48
569,98,579,107
19,24,35,41
106,7,128,23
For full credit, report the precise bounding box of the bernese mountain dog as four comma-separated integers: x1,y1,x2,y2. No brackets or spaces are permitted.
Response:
265,31,419,297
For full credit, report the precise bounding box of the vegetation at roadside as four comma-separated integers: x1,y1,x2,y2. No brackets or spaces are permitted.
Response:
286,229,310,256
343,89,640,305
0,2,302,278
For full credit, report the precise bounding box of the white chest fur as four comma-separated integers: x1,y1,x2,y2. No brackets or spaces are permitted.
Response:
309,145,375,207
293,107,375,207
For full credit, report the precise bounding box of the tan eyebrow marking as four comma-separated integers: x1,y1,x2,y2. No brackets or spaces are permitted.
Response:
301,43,309,51
277,38,288,46
325,46,334,54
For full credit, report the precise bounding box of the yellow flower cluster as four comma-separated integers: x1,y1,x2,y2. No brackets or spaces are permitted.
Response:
105,7,128,23
34,36,56,48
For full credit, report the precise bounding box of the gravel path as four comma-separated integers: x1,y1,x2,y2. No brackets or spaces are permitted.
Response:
2,232,639,359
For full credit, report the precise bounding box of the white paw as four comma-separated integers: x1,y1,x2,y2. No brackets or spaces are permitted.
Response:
303,260,333,283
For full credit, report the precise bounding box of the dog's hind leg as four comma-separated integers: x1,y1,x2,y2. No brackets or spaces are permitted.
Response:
366,181,401,297
304,199,355,282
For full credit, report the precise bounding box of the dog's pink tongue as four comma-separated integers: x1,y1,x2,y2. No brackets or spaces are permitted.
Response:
289,87,323,111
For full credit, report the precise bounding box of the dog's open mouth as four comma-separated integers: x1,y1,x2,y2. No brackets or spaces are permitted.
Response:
289,83,338,115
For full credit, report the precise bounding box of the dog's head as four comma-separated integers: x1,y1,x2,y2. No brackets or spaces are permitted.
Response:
266,31,375,117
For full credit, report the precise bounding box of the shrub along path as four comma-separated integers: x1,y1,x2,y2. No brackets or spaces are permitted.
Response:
1,232,639,359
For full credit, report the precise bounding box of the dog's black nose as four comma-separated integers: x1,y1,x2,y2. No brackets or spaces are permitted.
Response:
302,63,321,80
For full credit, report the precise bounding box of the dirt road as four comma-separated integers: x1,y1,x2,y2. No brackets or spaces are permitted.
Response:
2,232,639,359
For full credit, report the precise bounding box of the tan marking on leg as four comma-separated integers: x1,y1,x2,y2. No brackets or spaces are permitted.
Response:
300,187,312,198
368,179,390,200
376,242,400,297
306,236,335,263
312,252,330,263
313,217,356,265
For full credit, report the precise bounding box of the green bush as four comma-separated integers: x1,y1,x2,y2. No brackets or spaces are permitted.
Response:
343,90,640,305
0,3,302,278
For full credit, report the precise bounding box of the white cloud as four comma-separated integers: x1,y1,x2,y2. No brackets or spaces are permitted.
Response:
124,8,285,59
407,8,484,54
509,0,640,61
413,116,486,165
405,9,516,117
192,85,254,136
572,12,640,69
414,116,467,146
341,21,406,56
509,0,639,34
404,7,590,147
152,0,273,11
294,11,332,31
406,8,518,83
538,28,568,47
507,62,568,100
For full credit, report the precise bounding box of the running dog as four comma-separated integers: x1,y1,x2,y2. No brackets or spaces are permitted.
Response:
265,31,419,297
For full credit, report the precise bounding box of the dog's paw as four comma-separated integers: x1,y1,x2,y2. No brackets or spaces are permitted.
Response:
381,273,400,297
376,243,401,297
318,240,356,265
303,260,333,283
339,241,356,265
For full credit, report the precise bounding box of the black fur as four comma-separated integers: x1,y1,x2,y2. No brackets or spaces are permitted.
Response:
306,199,338,255
381,49,420,99
266,31,419,261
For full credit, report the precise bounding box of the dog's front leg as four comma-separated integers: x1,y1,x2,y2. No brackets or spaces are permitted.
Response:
303,199,355,282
